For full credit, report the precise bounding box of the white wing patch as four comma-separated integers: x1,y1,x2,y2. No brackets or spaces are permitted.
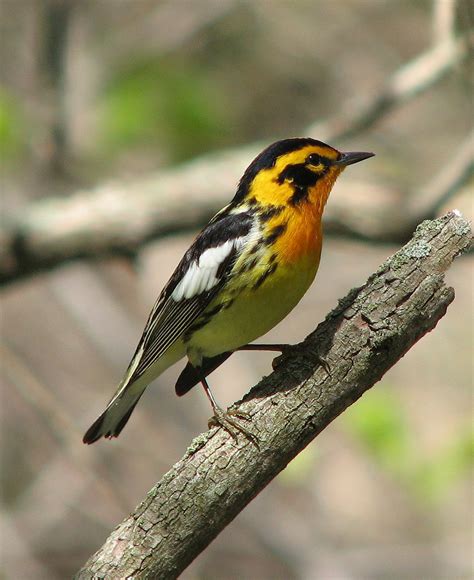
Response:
171,240,238,301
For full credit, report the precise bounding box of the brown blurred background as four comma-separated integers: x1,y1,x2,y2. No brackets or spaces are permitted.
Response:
1,1,473,578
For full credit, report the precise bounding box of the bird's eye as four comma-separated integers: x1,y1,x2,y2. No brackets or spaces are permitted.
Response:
306,153,322,166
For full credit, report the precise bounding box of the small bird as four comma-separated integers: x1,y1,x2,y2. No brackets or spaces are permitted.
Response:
83,138,374,444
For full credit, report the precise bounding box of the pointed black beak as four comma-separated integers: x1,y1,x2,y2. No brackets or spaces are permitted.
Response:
335,151,375,166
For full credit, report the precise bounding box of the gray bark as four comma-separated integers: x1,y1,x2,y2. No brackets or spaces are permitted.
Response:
76,211,471,579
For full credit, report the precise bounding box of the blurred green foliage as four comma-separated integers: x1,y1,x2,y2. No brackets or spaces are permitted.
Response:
345,388,411,476
413,427,474,502
278,387,473,503
100,59,231,162
344,387,474,503
279,444,319,485
0,90,25,163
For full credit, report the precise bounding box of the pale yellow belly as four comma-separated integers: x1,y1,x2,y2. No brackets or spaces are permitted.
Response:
185,256,319,364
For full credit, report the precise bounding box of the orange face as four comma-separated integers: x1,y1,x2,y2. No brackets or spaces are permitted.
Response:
235,138,374,265
246,143,342,264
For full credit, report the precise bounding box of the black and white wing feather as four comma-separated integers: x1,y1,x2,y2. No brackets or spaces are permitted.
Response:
128,210,254,381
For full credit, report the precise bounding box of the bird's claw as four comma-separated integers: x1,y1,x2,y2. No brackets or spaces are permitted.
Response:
272,344,331,376
208,407,259,448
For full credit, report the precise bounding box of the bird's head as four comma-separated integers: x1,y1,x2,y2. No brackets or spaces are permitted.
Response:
234,137,374,210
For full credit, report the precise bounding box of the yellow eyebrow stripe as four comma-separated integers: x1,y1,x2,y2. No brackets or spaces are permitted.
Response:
272,144,339,170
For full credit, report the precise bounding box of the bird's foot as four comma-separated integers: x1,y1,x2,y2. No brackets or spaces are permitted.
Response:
208,406,259,448
316,353,331,376
272,344,331,376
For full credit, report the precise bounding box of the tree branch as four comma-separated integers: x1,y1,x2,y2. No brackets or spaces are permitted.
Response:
75,212,472,579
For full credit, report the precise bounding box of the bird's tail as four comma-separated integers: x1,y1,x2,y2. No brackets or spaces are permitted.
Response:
83,376,147,444
83,341,185,444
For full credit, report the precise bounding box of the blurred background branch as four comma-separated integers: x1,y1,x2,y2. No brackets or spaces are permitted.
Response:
42,0,75,176
408,129,473,224
308,29,469,141
1,26,471,285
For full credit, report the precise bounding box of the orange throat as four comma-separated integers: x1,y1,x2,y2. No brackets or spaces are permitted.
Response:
273,205,322,264
273,170,339,264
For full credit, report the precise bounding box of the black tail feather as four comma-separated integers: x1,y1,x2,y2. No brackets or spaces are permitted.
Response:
83,399,140,444
112,399,140,437
83,412,107,444
175,352,233,396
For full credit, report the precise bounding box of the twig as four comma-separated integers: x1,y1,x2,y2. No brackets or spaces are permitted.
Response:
75,212,472,579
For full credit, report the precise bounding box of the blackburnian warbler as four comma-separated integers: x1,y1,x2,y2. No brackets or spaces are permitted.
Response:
83,138,374,444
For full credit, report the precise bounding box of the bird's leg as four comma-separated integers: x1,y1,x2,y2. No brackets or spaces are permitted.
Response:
200,376,258,446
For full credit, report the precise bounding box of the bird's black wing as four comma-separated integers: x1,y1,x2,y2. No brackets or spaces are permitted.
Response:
127,209,254,382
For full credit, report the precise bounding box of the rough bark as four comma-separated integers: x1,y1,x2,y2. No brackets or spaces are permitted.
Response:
75,212,472,579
